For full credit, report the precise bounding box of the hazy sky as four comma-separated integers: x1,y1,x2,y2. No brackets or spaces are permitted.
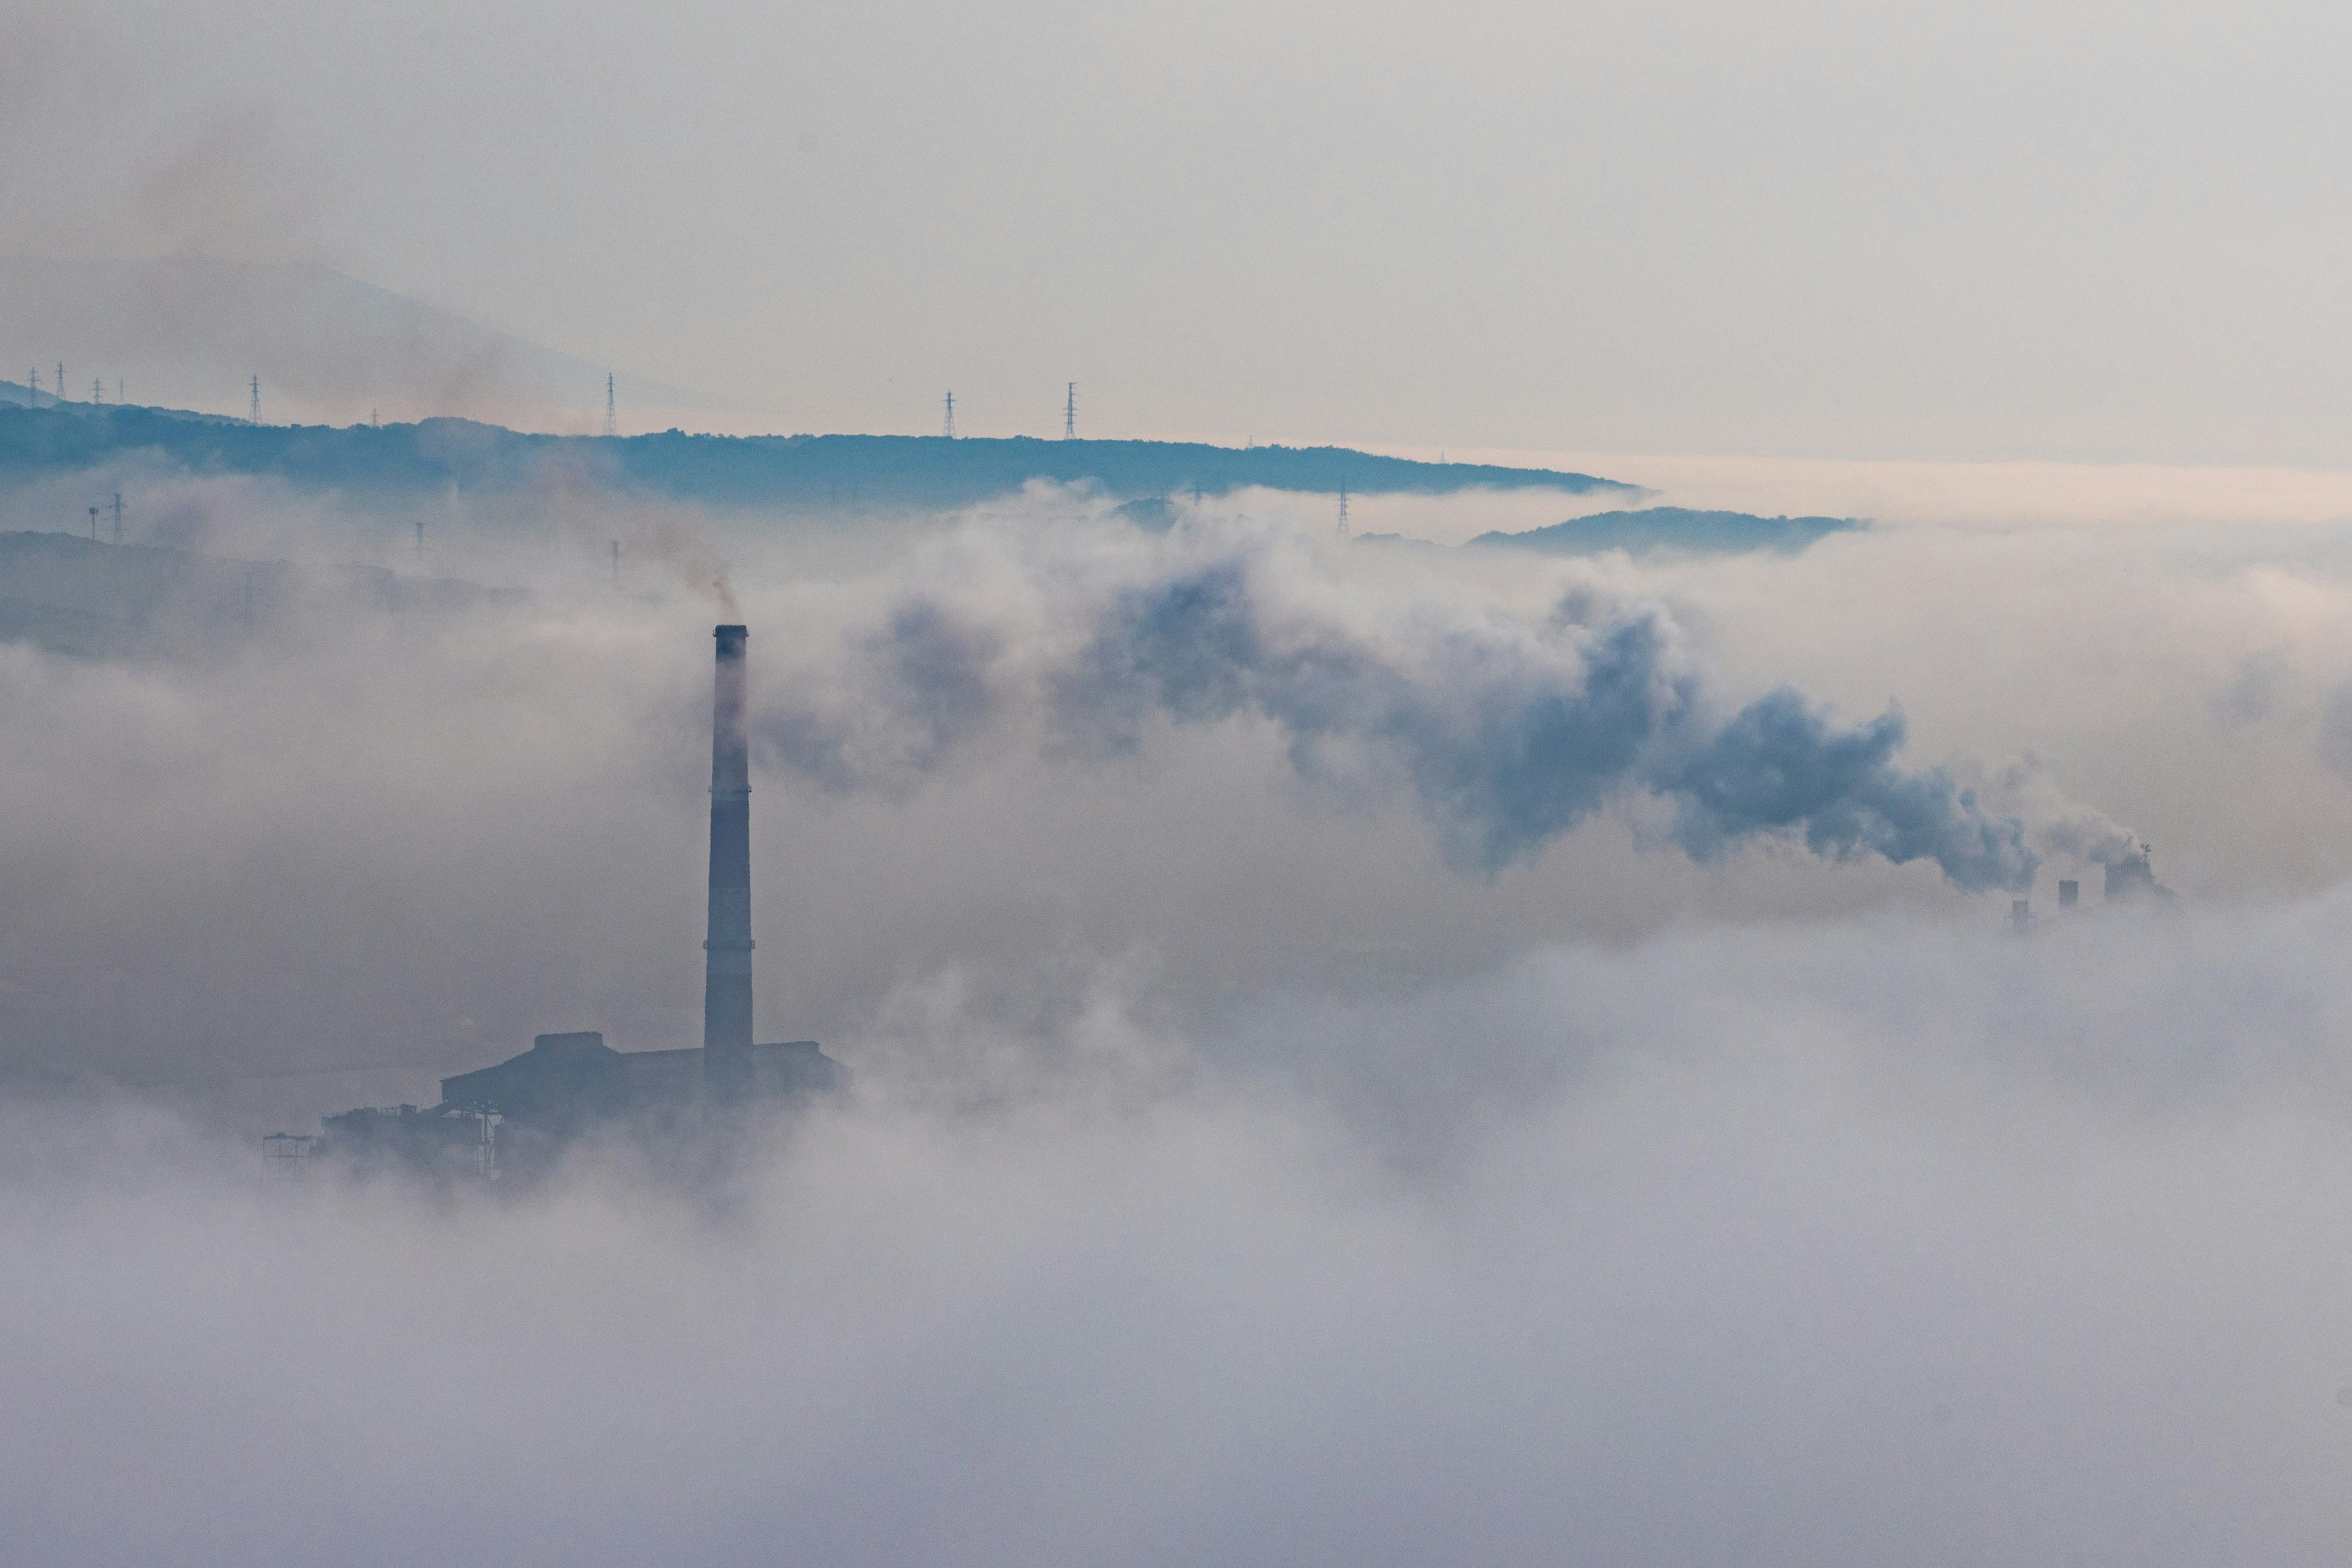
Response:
9,0,2352,458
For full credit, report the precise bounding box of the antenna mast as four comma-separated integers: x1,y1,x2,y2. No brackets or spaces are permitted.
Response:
1063,382,1076,439
943,390,956,439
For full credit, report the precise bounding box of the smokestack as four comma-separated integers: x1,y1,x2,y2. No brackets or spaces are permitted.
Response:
703,625,754,1100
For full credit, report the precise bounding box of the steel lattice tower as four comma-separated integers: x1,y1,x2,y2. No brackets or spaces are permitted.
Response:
1064,382,1076,439
944,390,956,439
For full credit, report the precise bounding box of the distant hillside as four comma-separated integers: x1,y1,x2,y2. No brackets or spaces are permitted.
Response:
1466,507,1861,556
0,377,244,424
0,378,62,410
0,258,725,431
0,405,1632,512
0,529,505,658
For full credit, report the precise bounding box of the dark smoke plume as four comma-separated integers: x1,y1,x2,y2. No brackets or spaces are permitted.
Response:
757,527,2049,890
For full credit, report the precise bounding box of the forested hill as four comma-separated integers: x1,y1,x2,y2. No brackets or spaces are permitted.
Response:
0,406,1631,510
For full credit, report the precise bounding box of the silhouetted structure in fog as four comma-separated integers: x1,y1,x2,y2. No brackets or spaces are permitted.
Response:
288,625,840,1181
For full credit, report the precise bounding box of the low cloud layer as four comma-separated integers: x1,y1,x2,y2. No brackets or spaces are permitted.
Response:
6,897,2352,1566
2,462,2351,1565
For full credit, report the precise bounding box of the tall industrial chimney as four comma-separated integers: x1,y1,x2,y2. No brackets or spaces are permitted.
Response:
703,625,754,1100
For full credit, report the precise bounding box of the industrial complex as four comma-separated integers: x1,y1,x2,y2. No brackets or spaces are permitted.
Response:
271,624,840,1182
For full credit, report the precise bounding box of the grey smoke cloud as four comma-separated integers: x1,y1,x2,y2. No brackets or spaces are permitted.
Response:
766,599,1002,794
760,525,2051,889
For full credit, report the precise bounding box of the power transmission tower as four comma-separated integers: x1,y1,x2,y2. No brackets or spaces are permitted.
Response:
92,378,102,404
1063,382,1076,439
27,368,37,399
249,375,260,425
605,373,616,437
943,390,956,439
1336,483,1351,541
88,506,99,540
111,493,123,544
611,540,620,588
57,363,64,402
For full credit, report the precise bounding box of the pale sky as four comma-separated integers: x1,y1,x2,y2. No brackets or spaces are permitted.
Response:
7,0,2351,460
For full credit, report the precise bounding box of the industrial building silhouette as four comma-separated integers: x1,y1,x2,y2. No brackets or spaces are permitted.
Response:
288,625,840,1181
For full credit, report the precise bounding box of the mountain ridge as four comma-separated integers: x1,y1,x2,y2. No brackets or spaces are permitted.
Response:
0,405,1634,511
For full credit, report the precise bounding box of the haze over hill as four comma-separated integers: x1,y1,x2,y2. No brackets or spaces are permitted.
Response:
0,404,1632,519
0,258,734,433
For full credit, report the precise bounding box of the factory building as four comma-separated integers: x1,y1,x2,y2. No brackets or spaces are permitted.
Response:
291,625,840,1181
2006,844,2176,935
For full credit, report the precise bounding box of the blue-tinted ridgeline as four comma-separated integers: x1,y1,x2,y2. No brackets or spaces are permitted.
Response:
1466,507,1861,556
0,405,1630,508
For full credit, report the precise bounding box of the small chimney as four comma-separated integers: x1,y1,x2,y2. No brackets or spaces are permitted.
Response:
703,625,754,1100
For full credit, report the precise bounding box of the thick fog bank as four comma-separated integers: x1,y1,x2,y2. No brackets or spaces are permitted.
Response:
5,900,2351,1566
2,464,2351,1559
10,484,2352,1121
